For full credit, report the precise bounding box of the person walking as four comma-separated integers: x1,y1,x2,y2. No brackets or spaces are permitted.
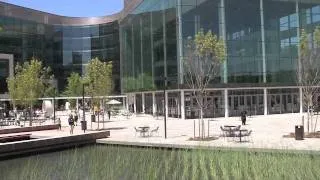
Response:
74,112,79,126
68,114,75,134
241,111,247,125
57,118,61,130
107,110,111,120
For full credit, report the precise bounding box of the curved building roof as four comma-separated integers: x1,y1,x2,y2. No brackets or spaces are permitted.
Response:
0,0,143,25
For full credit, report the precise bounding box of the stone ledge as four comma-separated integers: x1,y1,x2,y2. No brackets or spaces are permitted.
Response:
0,131,110,158
0,124,59,135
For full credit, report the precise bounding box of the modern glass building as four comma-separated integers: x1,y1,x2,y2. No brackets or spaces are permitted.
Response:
1,0,320,119
0,2,121,96
120,0,320,119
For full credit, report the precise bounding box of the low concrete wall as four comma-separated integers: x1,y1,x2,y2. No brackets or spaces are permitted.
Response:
0,131,110,158
0,124,59,135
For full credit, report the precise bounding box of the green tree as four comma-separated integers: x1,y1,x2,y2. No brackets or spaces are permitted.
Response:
7,76,18,108
7,58,53,126
84,58,113,129
63,72,83,109
184,29,226,139
297,27,320,133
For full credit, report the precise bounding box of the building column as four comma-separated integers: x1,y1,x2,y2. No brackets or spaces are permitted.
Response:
260,0,267,83
264,88,268,115
150,12,155,87
140,17,144,89
299,87,303,114
162,1,168,81
152,92,156,116
131,24,135,89
124,97,127,110
219,0,227,83
119,22,124,94
224,89,229,118
142,93,145,113
296,1,302,83
177,0,183,84
133,94,137,113
181,90,185,120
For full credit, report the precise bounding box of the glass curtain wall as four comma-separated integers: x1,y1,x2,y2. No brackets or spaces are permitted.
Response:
60,22,120,92
0,16,120,92
264,0,298,84
226,0,263,84
180,0,222,85
120,0,177,93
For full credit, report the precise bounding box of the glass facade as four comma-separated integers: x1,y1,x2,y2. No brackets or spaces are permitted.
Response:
0,15,120,93
121,0,320,118
121,0,320,90
120,0,177,92
1,0,320,118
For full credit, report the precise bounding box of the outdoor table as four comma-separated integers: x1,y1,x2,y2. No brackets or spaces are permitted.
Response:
238,129,248,142
224,125,237,137
138,126,150,137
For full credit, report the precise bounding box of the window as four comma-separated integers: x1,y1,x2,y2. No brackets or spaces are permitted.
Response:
280,16,289,31
289,14,297,28
312,6,320,23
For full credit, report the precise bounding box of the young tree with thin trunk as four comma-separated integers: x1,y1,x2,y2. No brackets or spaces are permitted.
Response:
84,58,113,129
297,27,320,133
63,72,83,109
184,29,226,139
7,58,53,126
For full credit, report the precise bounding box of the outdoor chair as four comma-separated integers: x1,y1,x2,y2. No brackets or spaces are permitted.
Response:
149,126,159,136
243,130,253,142
220,126,227,139
134,127,142,137
235,130,252,142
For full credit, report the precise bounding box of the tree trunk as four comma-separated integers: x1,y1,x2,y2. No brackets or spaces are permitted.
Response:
29,103,33,127
102,99,105,130
198,109,200,138
98,110,100,130
200,107,204,139
307,111,310,134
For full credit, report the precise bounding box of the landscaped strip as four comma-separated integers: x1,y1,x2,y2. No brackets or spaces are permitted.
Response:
0,145,319,180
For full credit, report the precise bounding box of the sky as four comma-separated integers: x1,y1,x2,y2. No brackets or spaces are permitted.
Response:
3,0,124,17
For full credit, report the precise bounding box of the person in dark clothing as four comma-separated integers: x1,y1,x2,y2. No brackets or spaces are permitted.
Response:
107,110,111,120
68,114,74,134
241,111,247,125
74,113,78,126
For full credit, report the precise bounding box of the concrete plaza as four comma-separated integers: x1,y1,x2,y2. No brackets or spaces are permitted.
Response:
76,112,320,151
3,111,320,151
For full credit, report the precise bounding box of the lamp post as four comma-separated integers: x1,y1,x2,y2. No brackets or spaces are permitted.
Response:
81,82,87,133
82,83,85,122
163,76,167,139
53,92,56,124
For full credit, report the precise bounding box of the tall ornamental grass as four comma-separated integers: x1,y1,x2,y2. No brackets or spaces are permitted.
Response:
0,145,319,180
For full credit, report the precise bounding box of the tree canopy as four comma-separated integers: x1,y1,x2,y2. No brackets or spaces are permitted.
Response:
63,72,83,109
84,58,113,105
7,58,54,107
64,72,83,97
